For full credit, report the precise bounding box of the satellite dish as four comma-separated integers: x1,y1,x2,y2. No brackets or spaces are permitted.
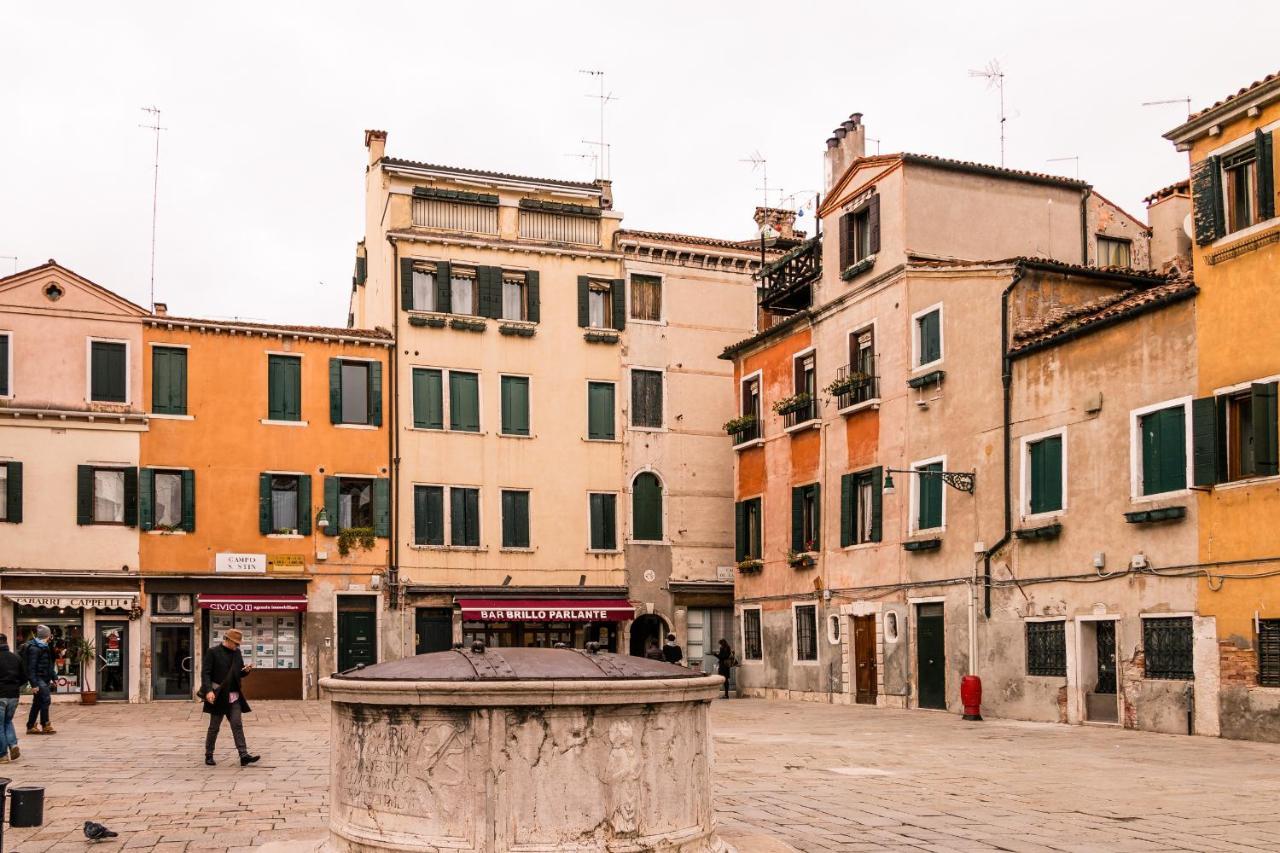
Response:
1182,214,1193,239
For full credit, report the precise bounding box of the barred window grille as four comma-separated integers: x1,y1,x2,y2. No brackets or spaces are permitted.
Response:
743,610,762,661
412,198,498,234
1026,621,1066,677
1259,620,1280,687
1143,617,1194,680
795,605,818,661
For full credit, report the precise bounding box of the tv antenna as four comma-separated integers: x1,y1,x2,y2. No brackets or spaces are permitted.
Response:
579,70,617,180
740,151,772,211
564,150,600,179
1142,96,1192,118
969,60,1007,166
1046,156,1080,179
139,106,167,310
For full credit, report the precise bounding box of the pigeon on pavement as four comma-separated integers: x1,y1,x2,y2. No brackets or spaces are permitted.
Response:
84,821,119,841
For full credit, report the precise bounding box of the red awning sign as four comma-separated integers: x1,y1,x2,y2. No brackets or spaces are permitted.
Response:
198,594,308,613
458,599,635,623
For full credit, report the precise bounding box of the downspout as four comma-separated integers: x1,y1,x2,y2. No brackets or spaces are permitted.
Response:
1079,188,1092,264
386,236,401,621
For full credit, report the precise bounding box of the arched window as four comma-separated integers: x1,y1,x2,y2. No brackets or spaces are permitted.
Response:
632,472,663,542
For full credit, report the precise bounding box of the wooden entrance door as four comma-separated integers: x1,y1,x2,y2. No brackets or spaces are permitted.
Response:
853,615,878,705
916,603,946,710
415,607,454,654
337,610,376,672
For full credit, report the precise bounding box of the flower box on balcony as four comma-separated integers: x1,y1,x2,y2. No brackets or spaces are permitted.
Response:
840,255,876,281
584,330,620,344
724,414,758,436
736,559,764,575
1014,522,1062,542
1124,506,1186,524
826,372,872,398
449,317,487,332
408,314,448,328
772,393,813,416
498,322,537,337
787,551,817,569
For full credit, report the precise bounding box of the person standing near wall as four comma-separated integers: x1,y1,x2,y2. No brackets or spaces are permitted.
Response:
200,628,260,767
24,625,54,735
0,634,24,760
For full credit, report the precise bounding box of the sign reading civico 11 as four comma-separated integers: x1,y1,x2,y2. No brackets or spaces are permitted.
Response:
215,552,268,574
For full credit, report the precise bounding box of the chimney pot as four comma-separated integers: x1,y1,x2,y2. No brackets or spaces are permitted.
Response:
849,112,863,125
826,137,840,149
153,302,168,316
834,127,847,139
841,119,856,132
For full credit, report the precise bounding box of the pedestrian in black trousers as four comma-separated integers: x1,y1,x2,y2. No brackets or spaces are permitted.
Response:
716,638,735,699
199,628,260,766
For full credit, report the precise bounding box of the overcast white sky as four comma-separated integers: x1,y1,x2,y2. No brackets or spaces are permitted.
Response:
3,2,1276,326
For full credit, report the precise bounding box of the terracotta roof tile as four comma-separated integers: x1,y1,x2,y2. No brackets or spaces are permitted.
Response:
1188,71,1280,122
145,315,392,342
617,228,777,252
899,153,1088,188
381,157,599,191
1144,179,1191,204
906,256,1170,281
1010,278,1197,353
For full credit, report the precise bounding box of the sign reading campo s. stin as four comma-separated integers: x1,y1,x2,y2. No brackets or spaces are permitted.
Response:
215,553,267,574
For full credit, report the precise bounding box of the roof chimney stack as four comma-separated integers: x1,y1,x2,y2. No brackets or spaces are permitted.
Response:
753,207,800,241
824,112,867,193
364,129,387,166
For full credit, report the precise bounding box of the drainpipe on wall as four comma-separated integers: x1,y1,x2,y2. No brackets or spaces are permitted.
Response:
386,236,401,621
1079,188,1093,265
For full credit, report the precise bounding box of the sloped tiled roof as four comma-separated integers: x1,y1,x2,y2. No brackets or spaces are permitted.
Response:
906,256,1170,282
145,315,392,343
616,228,761,251
1010,278,1197,354
1144,180,1191,205
900,153,1089,188
381,157,599,191
1188,71,1280,122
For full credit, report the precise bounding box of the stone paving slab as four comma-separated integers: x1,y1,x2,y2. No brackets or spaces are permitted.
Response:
5,698,1280,851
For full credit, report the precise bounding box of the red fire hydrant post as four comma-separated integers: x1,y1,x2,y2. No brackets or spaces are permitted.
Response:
961,674,983,721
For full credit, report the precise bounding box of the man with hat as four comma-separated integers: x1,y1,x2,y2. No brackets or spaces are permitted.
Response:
199,627,259,766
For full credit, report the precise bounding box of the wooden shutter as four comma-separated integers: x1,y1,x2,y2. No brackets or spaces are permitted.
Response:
1192,156,1224,245
516,492,530,547
426,486,445,545
477,266,502,319
77,465,93,525
259,473,272,534
1258,130,1276,222
413,369,444,429
369,361,383,427
734,501,746,561
632,371,663,428
138,468,154,531
588,382,615,440
870,467,883,542
526,270,540,324
435,261,452,314
181,469,196,532
414,486,428,545
501,490,529,548
839,212,854,270
632,473,663,541
918,464,942,529
590,493,616,550
840,473,853,548
810,484,820,550
123,467,138,527
611,279,626,330
1030,437,1063,514
400,257,415,310
152,348,169,413
297,474,312,535
1253,382,1279,476
324,476,339,535
1144,408,1186,494
501,491,515,547
268,355,301,421
920,311,941,364
2,462,20,523
91,341,127,403
328,358,343,424
577,276,590,327
867,194,881,255
373,477,391,537
450,488,465,546
1192,396,1224,486
449,372,480,432
791,486,804,551
501,376,530,436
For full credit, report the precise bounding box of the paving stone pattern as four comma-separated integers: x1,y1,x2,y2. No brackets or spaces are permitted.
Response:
8,698,1280,852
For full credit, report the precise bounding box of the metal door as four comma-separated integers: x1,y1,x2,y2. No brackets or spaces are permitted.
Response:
337,610,377,672
151,625,193,699
95,623,128,700
1096,620,1117,694
853,615,878,705
415,608,454,654
916,603,946,710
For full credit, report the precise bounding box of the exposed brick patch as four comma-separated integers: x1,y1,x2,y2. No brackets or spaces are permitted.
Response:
1056,685,1068,724
1122,650,1143,729
1219,641,1258,687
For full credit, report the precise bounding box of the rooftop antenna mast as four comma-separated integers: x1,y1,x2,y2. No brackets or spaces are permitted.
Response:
139,106,167,310
969,60,1007,166
579,70,617,180
740,151,770,210
1046,156,1080,179
1142,96,1193,118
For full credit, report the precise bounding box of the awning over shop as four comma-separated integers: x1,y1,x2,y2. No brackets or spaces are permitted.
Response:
458,598,635,622
198,594,308,613
5,592,138,610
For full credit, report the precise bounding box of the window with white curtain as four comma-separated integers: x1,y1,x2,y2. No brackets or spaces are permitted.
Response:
451,269,477,316
94,470,125,523
502,273,526,321
412,267,436,312
154,471,183,528
271,475,300,532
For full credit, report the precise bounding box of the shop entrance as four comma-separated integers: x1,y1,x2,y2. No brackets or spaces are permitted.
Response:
916,603,946,710
415,608,454,654
337,597,377,672
629,614,668,658
853,615,878,705
15,607,87,694
152,625,193,699
95,622,129,700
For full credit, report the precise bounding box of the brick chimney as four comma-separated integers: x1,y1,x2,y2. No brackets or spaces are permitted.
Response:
364,129,387,166
152,302,168,317
823,113,867,193
753,207,799,240
594,178,613,210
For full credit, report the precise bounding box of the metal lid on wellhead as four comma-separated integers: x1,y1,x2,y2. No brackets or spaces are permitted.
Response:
332,642,703,682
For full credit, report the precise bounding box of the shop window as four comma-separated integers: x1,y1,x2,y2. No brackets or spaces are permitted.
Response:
631,369,664,429
742,608,763,661
89,339,128,403
208,611,300,670
450,486,481,547
630,274,662,322
1138,404,1187,496
267,354,302,422
339,478,373,531
794,604,818,662
151,346,187,415
588,492,617,551
735,497,762,561
631,472,663,542
1143,617,1194,680
687,607,734,673
1027,434,1064,515
841,468,882,546
16,608,88,694
587,381,616,440
500,375,530,436
450,267,478,316
1026,621,1066,677
1259,620,1280,687
501,489,530,549
329,358,382,427
791,483,820,552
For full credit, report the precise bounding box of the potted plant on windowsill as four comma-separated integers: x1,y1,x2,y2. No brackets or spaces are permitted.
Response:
723,414,758,438
337,526,376,557
736,558,764,574
771,392,813,416
69,637,97,705
825,372,871,398
787,546,817,569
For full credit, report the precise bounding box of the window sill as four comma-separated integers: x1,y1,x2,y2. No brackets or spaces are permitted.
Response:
791,659,820,667
841,541,882,552
1130,489,1190,504
584,329,621,344
783,418,820,435
628,425,667,434
627,539,669,546
733,438,764,451
837,398,880,416
499,547,536,553
261,419,308,427
907,368,945,389
586,549,622,555
1021,509,1065,523
1212,473,1280,492
267,533,303,539
499,432,534,439
628,318,666,327
449,318,487,333
335,423,380,430
498,321,537,338
409,544,488,552
145,529,187,536
1208,216,1280,251
149,413,193,421
840,255,876,281
407,427,485,435
583,437,620,444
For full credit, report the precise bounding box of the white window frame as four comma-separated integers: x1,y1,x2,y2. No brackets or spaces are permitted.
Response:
497,372,532,439
784,347,819,434
410,482,484,550
498,486,533,552
627,468,667,545
735,369,764,449
410,365,483,435
791,601,820,665
909,454,947,534
627,270,665,325
1129,396,1193,503
628,366,666,432
827,613,842,645
911,303,944,372
838,321,880,415
262,470,306,537
584,379,618,443
740,605,764,664
1020,426,1068,521
0,330,13,399
739,492,765,561
333,355,379,428
86,336,132,405
586,490,621,554
409,481,448,549
586,279,615,331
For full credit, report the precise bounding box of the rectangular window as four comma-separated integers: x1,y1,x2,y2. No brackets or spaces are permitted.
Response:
0,465,8,521
841,468,882,546
339,361,371,425
338,478,373,531
916,308,942,367
588,492,617,551
587,381,615,440
742,609,762,661
451,268,478,316
1027,434,1064,515
267,355,302,422
412,265,437,312
501,272,527,321
413,485,445,546
1223,147,1258,234
501,489,530,548
1259,620,1280,687
94,469,126,524
791,483,820,552
1096,236,1132,268
915,461,944,531
1143,617,1194,680
1139,405,1187,496
151,346,187,415
631,369,664,429
736,497,763,561
412,368,444,430
795,604,818,662
500,376,530,436
742,375,760,419
450,487,481,547
588,283,612,329
153,470,184,529
630,274,662,322
448,371,480,432
851,207,872,263
90,340,127,403
795,352,815,397
1026,621,1067,677
1227,391,1256,480
0,331,10,396
270,475,300,533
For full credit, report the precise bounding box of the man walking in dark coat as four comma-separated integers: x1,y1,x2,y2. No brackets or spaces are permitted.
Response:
24,625,54,735
200,628,260,766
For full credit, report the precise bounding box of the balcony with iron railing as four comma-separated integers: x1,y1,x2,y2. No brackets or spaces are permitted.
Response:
775,393,818,430
726,414,762,448
758,236,821,315
830,358,880,412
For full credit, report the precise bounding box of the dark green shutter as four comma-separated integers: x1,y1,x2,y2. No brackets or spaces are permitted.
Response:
77,465,93,524
478,267,502,319
502,490,530,548
1143,407,1187,495
123,467,138,527
870,467,883,542
152,347,187,415
577,276,590,327
749,498,762,556
588,382,615,440
414,486,428,544
426,486,444,545
590,493,616,550
918,463,942,529
324,476,339,535
91,341,127,403
268,355,301,421
611,279,626,331
369,361,383,427
328,358,343,424
435,261,452,314
297,474,312,535
516,492,530,547
867,193,881,255
791,486,804,551
1192,156,1224,245
449,372,479,432
809,484,820,550
1253,382,1279,476
3,461,21,523
451,488,478,546
501,491,515,547
138,468,154,531
1192,396,1224,486
920,311,941,365
413,369,444,429
1030,437,1063,514
501,376,529,436
259,473,272,534
734,501,746,561
1257,130,1275,222
632,474,663,541
840,474,853,548
373,477,391,537
400,257,415,310
526,270,540,323
181,469,196,533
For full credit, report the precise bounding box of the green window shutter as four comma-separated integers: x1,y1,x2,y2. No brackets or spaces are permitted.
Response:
791,486,804,551
1253,382,1279,476
323,476,339,536
138,468,154,531
450,488,479,547
590,493,616,550
435,261,452,314
526,270,540,324
478,266,502,319
1143,407,1187,495
611,278,626,331
919,311,941,365
414,486,428,544
415,486,444,546
918,463,943,529
632,473,663,541
501,376,530,436
1192,156,1224,245
400,257,415,310
1257,130,1275,222
328,358,343,424
811,483,820,549
181,469,196,532
870,467,883,542
449,372,480,432
259,473,272,534
587,382,615,440
839,212,854,270
77,465,93,525
297,474,312,535
1030,437,1063,514
502,490,530,548
516,492,530,547
1192,396,1224,486
734,501,746,561
123,467,138,527
91,341,127,402
369,361,383,427
413,369,444,429
268,355,302,421
3,462,21,523
152,348,171,413
372,477,391,537
749,498,762,556
867,193,881,255
173,348,188,414
840,473,853,548
501,491,515,547
577,276,590,328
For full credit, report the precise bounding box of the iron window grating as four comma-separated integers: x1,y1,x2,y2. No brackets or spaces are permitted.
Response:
1143,616,1194,680
795,605,818,661
1026,620,1066,677
743,610,762,661
1259,620,1280,687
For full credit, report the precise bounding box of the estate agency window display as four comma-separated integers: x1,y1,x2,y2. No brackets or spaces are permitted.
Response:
208,612,300,670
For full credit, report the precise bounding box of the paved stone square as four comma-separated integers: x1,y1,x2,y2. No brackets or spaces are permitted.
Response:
7,698,1280,852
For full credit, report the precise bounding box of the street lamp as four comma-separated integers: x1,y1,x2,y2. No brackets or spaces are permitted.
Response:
316,506,330,531
882,467,976,495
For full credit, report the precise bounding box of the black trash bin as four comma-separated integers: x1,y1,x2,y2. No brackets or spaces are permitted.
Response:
10,784,45,827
